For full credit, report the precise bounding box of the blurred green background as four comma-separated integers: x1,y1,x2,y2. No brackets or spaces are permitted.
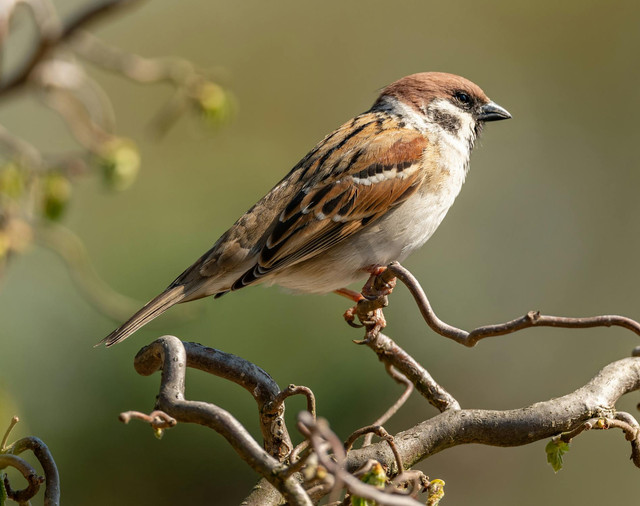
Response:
2,0,640,503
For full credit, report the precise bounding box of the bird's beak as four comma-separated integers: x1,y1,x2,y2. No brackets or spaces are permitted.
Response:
478,101,511,122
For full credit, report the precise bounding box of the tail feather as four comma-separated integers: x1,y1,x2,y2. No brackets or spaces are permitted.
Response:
97,286,187,347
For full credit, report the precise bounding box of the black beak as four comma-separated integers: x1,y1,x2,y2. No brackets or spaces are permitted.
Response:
477,101,511,122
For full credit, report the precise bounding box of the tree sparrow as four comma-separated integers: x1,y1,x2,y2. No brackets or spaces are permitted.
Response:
99,72,510,347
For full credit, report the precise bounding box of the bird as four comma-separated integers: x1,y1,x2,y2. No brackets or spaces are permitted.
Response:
99,72,511,347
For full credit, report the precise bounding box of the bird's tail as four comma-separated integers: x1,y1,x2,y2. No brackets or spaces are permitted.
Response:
96,286,187,347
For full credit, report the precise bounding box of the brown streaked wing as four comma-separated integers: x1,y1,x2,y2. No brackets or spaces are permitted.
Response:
232,128,429,288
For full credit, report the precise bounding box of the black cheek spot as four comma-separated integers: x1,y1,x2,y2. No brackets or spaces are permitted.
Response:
431,109,462,135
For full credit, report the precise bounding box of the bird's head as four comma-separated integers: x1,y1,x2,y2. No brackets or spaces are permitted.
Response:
374,72,511,144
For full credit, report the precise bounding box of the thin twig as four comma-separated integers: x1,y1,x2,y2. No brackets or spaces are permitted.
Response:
0,454,42,504
387,262,640,346
1,416,19,451
299,412,421,506
344,425,404,474
118,410,177,429
4,436,60,506
266,384,316,420
363,366,413,447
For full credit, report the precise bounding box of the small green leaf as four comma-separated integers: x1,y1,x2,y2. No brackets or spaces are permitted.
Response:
351,461,386,506
546,439,570,472
427,478,445,506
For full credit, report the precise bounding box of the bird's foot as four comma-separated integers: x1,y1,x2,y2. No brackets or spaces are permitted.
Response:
362,265,397,300
343,305,364,328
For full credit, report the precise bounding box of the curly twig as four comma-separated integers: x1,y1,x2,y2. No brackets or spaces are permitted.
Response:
0,453,42,503
387,262,640,346
344,425,404,474
4,436,60,506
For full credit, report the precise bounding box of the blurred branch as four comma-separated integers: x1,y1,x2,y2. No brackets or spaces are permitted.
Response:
0,0,142,99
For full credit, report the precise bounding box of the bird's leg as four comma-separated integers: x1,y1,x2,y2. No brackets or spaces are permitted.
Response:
334,266,397,331
361,265,397,300
334,288,365,328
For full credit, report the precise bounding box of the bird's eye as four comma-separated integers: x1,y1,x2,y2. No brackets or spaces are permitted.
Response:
454,91,471,106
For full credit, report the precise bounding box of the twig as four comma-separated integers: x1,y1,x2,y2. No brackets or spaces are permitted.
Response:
387,262,640,346
4,436,60,506
266,384,316,420
0,454,41,504
299,412,421,506
362,366,413,447
144,339,294,459
362,332,460,412
1,416,19,451
344,425,404,475
118,410,177,429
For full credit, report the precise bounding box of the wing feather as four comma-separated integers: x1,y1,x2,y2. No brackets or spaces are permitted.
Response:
231,125,429,289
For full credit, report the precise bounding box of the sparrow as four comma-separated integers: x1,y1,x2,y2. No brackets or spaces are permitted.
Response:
99,72,510,347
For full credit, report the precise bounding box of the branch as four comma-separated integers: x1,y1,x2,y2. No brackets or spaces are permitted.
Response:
131,336,311,506
360,332,460,412
134,337,293,459
0,0,142,99
345,356,640,473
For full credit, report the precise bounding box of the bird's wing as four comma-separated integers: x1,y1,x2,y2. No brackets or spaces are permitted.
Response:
230,122,429,290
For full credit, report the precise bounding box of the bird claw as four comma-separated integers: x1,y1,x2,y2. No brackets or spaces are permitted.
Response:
343,306,364,328
361,267,396,300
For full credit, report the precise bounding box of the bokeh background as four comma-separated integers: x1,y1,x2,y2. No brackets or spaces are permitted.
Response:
2,0,640,504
